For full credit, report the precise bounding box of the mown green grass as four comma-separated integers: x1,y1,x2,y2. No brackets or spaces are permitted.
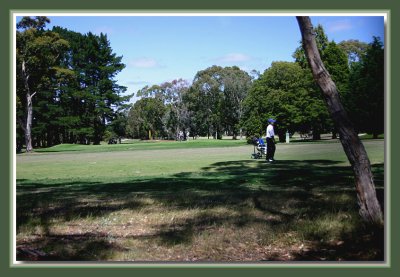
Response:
33,138,246,154
16,139,385,262
17,140,384,180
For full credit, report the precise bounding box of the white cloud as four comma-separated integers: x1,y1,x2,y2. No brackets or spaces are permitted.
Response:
130,58,159,68
327,20,353,33
127,80,150,86
214,53,252,63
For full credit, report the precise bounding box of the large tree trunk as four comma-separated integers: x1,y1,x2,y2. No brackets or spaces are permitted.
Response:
296,16,383,225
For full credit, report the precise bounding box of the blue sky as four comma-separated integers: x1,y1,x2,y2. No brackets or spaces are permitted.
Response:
40,14,385,102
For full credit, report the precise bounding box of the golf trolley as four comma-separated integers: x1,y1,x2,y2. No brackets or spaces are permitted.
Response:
251,137,267,159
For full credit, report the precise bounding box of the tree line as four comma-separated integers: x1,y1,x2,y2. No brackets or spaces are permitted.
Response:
127,25,384,142
16,17,384,151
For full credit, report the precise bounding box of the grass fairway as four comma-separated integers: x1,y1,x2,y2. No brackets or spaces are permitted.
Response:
16,139,385,262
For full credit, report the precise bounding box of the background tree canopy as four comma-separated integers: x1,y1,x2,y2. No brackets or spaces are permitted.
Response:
16,17,384,149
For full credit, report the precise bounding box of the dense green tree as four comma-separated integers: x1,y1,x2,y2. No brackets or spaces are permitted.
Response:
137,79,190,139
293,24,329,68
295,25,382,139
88,32,128,144
126,98,166,140
16,16,69,151
16,18,130,150
108,110,129,142
17,16,50,31
184,86,209,138
188,66,251,139
348,37,384,138
51,27,129,145
322,41,351,138
242,61,329,141
189,66,225,139
293,25,350,139
220,66,252,139
323,41,350,95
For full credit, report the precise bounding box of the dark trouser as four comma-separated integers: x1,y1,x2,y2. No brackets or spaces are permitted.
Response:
266,137,276,160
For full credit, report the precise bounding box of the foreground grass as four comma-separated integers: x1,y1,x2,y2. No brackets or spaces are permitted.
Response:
16,140,385,262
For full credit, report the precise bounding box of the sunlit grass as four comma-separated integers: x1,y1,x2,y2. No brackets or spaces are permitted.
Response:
33,138,247,154
16,139,384,261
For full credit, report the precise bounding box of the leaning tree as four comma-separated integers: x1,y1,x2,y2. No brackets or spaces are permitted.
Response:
296,16,383,225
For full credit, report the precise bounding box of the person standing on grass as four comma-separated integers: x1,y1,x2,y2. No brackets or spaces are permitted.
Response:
266,118,276,162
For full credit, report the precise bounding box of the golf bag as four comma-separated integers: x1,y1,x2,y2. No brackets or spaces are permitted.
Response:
251,137,267,159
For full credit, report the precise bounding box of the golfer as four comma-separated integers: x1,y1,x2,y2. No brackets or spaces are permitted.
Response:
266,118,276,162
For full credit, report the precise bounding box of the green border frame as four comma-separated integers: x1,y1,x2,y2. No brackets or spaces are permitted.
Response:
2,0,398,276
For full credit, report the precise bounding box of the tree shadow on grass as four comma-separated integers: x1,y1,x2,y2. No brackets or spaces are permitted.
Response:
16,159,384,261
17,234,123,261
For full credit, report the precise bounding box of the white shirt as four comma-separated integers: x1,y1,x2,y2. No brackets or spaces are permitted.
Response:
266,124,275,138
